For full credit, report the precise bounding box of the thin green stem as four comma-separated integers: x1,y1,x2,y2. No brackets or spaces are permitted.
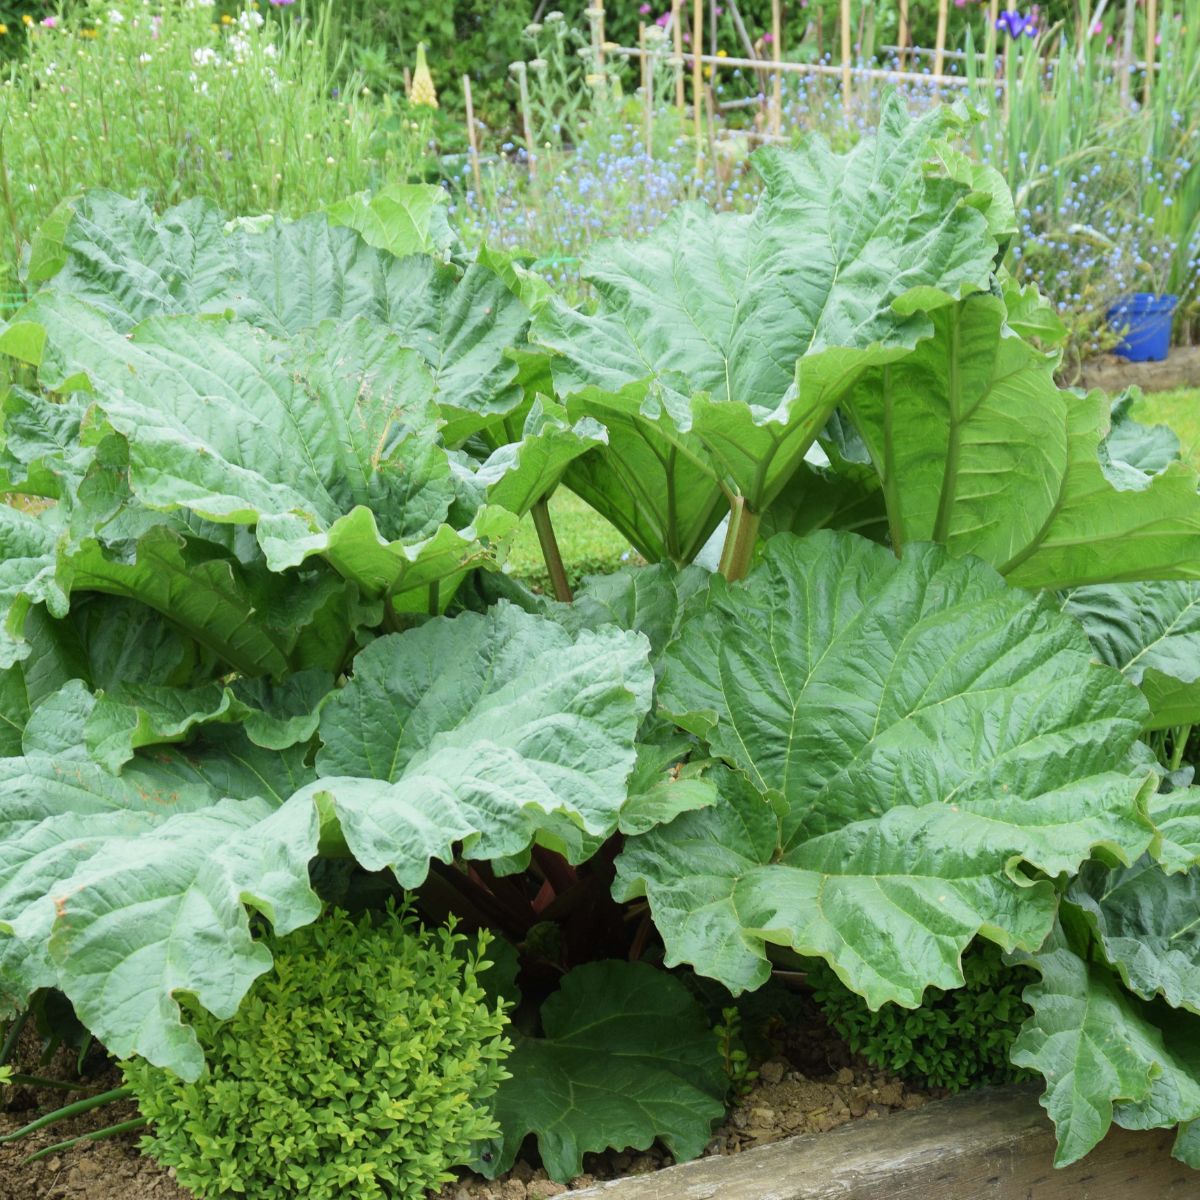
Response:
7,1074,85,1092
0,1085,133,1144
22,1118,148,1165
531,496,573,603
0,1009,29,1067
1170,725,1193,772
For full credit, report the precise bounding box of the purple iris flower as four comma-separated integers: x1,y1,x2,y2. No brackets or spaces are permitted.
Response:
996,10,1036,37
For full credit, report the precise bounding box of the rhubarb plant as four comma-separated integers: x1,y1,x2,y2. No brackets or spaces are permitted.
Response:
4,102,1200,1183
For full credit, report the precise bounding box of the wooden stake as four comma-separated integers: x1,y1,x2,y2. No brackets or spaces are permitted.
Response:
934,0,948,78
462,74,483,201
672,0,686,119
594,0,606,65
770,0,782,137
587,0,603,79
639,21,653,158
1119,0,1135,106
704,80,719,168
898,0,910,69
516,64,536,176
840,0,852,114
1143,0,1157,107
693,0,703,161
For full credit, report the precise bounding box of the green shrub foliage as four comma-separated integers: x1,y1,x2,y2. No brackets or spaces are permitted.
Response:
122,906,511,1200
809,944,1035,1092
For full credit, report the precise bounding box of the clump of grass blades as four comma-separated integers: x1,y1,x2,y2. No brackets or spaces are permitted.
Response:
0,0,416,288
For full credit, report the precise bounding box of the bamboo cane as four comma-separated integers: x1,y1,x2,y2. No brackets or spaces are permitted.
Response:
672,0,686,120
516,64,536,176
594,0,606,65
898,0,910,69
1120,0,1135,106
614,45,991,90
639,22,653,158
933,0,949,78
840,0,852,114
462,74,483,201
770,0,782,137
693,0,703,163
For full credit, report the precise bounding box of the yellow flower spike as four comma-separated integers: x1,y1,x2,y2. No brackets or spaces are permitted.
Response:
22,14,33,25
220,13,232,23
0,24,7,35
409,41,438,109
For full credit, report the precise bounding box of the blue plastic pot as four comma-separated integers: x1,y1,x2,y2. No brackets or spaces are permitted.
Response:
1107,292,1179,362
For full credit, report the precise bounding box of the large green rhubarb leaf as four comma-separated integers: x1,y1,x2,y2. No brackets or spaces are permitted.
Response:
1060,582,1200,730
463,399,606,517
307,604,653,881
0,503,68,667
326,183,460,261
0,602,650,1077
3,300,518,607
533,97,996,563
480,960,726,1180
1148,788,1200,873
615,531,1155,1001
1070,858,1200,1014
841,291,1200,587
1010,916,1200,1166
17,191,530,439
0,742,322,1077
556,562,710,674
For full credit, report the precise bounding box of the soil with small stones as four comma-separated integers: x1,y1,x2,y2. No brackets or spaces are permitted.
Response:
1,1003,937,1200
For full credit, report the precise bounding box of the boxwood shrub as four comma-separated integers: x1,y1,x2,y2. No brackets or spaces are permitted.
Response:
122,905,511,1200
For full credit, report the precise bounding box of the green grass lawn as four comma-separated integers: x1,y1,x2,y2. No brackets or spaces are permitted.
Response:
506,490,633,592
1133,389,1200,470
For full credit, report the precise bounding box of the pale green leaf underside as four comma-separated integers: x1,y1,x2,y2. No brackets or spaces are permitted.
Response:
326,183,459,261
842,293,1200,589
534,98,997,561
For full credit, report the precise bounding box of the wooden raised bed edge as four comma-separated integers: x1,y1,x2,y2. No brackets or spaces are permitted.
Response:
1080,345,1200,395
571,1084,1195,1199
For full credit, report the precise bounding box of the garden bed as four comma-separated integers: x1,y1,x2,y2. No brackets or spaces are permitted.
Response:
1,1013,935,1200
1081,345,1200,394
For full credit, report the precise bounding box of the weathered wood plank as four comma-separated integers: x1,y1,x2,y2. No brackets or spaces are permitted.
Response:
571,1084,1196,1199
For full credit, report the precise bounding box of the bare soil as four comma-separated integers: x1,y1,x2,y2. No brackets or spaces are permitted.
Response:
1,1004,934,1200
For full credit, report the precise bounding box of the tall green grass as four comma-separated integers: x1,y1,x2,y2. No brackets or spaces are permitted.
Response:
0,0,417,287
